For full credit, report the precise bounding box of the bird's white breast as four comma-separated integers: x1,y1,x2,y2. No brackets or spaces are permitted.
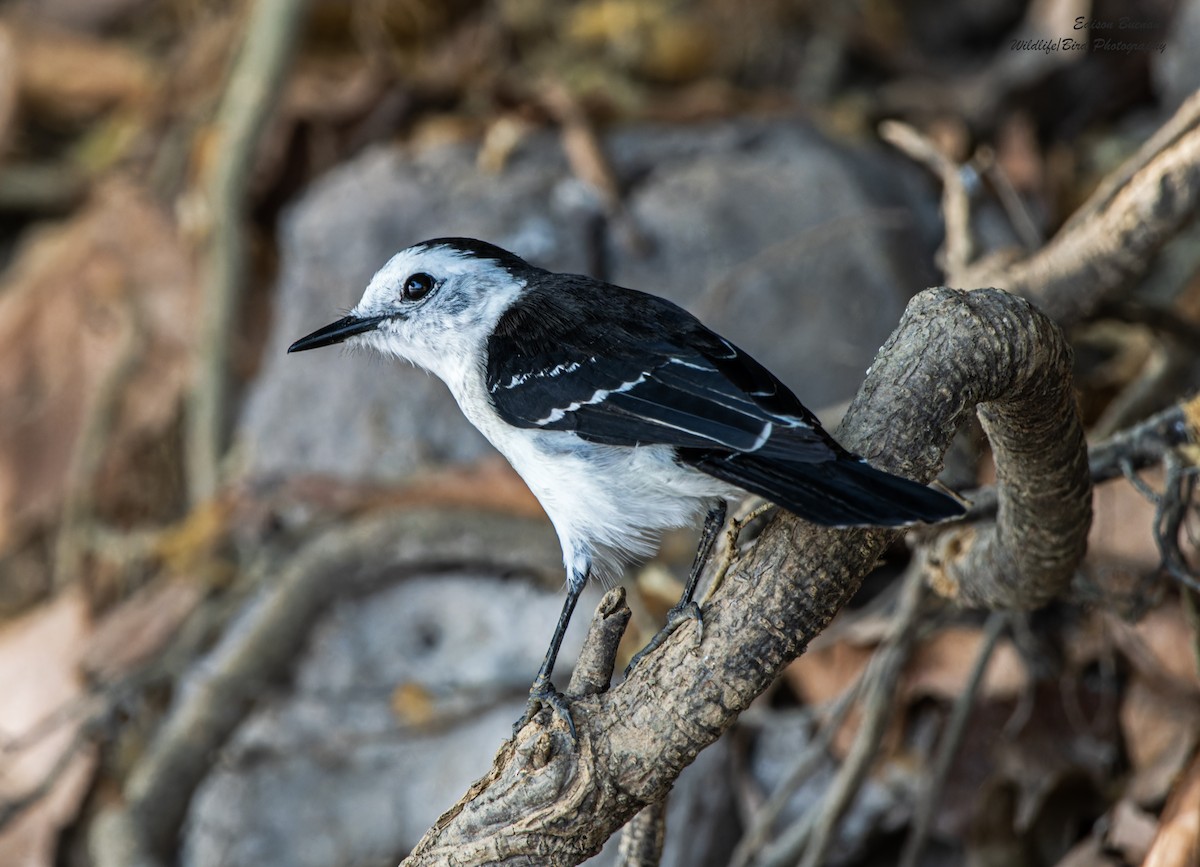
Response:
445,363,733,583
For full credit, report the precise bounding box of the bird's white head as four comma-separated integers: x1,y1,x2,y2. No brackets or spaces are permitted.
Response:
288,238,533,382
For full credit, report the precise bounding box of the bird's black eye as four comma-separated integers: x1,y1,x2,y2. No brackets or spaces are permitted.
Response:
403,272,436,301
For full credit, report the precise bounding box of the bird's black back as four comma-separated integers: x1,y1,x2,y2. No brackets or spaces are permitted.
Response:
486,270,962,527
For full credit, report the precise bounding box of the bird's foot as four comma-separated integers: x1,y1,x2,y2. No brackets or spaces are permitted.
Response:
512,675,576,740
625,600,703,676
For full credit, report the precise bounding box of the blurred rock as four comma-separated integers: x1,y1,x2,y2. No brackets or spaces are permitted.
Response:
180,559,742,866
236,120,938,485
182,571,605,867
607,121,935,412
748,714,911,866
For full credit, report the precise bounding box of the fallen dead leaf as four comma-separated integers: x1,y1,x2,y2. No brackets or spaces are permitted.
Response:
784,639,875,708
391,682,435,728
1125,604,1200,691
903,625,1027,702
0,179,196,555
1104,797,1159,865
0,24,17,156
783,639,879,756
1086,474,1162,573
1120,676,1200,806
1143,748,1200,867
0,588,96,867
14,22,152,121
82,580,203,682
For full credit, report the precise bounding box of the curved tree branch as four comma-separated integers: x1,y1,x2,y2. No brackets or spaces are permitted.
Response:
957,97,1200,327
861,289,1093,609
402,286,1092,865
186,0,311,504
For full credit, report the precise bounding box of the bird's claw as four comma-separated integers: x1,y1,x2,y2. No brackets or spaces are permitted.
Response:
625,600,703,676
512,676,576,740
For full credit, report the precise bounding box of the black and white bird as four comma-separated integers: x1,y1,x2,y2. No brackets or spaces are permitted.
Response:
288,237,963,735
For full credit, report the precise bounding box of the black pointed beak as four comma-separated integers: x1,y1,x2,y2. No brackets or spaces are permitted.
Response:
287,315,387,353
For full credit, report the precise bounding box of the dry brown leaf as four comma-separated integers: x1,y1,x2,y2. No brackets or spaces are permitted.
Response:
1143,748,1200,867
1104,798,1159,865
391,682,435,728
0,24,18,156
903,626,1027,702
14,22,152,120
1120,676,1200,806
996,110,1043,193
285,57,384,124
152,498,234,580
1086,474,1162,572
565,0,716,83
0,588,96,867
81,580,202,682
783,640,875,708
1129,605,1200,690
0,180,196,554
1051,835,1121,867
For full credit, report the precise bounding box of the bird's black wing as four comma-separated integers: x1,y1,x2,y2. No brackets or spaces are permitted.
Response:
485,273,964,528
485,274,840,462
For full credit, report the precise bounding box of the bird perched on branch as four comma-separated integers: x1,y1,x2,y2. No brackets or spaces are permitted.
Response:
289,237,963,737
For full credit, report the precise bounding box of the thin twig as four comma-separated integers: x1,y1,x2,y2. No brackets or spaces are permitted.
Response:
898,612,1008,867
753,568,928,867
1063,89,1200,233
185,0,312,504
702,501,773,607
1117,444,1200,592
54,295,146,588
795,570,928,867
1155,453,1200,592
879,120,974,283
976,145,1043,250
0,727,93,831
727,660,864,867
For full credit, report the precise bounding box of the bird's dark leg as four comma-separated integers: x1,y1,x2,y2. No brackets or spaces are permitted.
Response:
513,573,584,739
626,500,727,675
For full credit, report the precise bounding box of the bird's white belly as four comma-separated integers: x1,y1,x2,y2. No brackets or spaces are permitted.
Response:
453,374,733,583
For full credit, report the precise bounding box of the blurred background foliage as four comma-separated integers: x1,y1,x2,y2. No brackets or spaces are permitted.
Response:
0,0,1197,865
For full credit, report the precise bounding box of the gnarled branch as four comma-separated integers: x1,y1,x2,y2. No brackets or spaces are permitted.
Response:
402,286,1092,865
956,94,1200,327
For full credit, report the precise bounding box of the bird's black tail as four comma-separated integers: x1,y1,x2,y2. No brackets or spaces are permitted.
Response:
686,452,964,527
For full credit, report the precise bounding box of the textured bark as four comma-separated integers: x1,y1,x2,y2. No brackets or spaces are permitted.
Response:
852,288,1092,609
957,112,1200,327
402,287,1093,865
